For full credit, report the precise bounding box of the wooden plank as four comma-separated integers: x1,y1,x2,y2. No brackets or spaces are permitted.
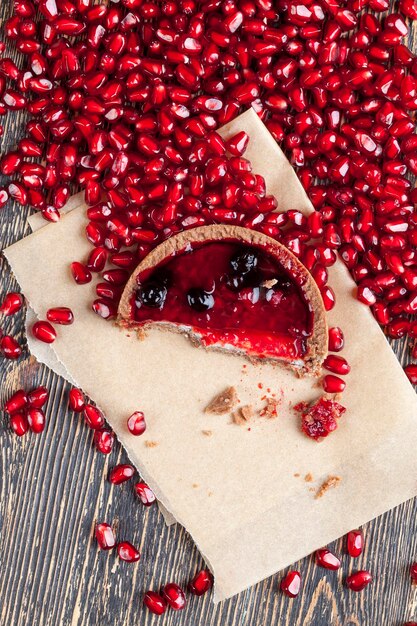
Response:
1,4,417,625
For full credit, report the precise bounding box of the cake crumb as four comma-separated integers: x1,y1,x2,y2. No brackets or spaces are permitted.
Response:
261,278,278,289
205,386,238,414
294,473,300,478
233,404,254,425
202,430,212,437
192,483,199,488
136,327,147,341
144,440,159,448
315,475,341,499
304,473,314,483
260,396,280,418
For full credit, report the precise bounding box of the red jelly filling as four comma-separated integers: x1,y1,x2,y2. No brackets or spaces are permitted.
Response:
131,241,314,361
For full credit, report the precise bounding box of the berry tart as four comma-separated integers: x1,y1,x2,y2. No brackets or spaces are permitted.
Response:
117,225,328,376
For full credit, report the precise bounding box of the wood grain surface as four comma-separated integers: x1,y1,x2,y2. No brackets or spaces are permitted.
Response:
1,3,417,625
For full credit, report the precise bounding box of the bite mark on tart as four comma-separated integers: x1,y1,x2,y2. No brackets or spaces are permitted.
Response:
117,225,328,376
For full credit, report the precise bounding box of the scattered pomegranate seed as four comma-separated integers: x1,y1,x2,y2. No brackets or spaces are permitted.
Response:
68,388,85,412
32,320,56,343
10,412,29,436
161,583,186,610
328,327,344,353
280,570,301,598
0,292,23,315
315,548,341,571
1,335,22,359
117,541,140,562
95,523,116,550
134,482,156,506
27,407,46,433
46,307,74,325
127,411,146,436
27,386,49,408
404,364,417,385
347,529,365,557
71,262,92,285
84,404,105,430
410,563,417,582
188,569,213,596
323,374,346,394
323,355,351,376
94,429,114,455
143,591,167,616
5,389,28,414
108,464,135,485
345,570,373,592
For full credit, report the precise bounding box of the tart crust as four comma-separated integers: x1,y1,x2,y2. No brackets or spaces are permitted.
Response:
117,225,328,376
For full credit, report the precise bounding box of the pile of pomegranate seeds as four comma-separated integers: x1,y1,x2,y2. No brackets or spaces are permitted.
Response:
0,291,24,359
5,385,49,436
143,569,212,615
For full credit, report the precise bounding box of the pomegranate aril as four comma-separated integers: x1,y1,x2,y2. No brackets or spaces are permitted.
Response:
323,355,350,375
280,571,301,598
315,548,341,571
161,583,186,610
95,523,116,550
189,569,213,596
328,327,344,352
117,541,140,562
345,570,372,592
32,320,56,344
1,335,22,359
27,386,49,408
10,412,29,437
5,389,28,414
108,464,135,485
134,482,156,506
71,262,92,285
84,404,105,430
323,374,346,393
346,529,364,557
27,408,46,434
410,563,417,582
47,307,74,325
94,429,114,454
143,591,167,616
69,388,85,412
0,292,23,316
404,364,417,385
127,411,146,436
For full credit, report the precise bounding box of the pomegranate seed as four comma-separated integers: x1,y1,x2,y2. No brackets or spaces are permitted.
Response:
404,364,417,385
5,389,28,414
347,529,365,557
189,569,213,596
0,292,23,315
46,307,74,325
323,375,346,393
10,412,29,436
32,320,56,343
127,411,146,435
71,262,92,285
84,404,105,430
280,571,301,598
95,523,116,550
161,583,186,610
27,407,46,433
1,335,22,359
315,548,341,571
134,482,156,506
27,386,49,408
117,541,140,562
345,570,373,592
108,464,135,485
143,591,167,615
323,355,351,375
410,563,417,582
328,327,344,352
69,388,85,412
94,429,114,454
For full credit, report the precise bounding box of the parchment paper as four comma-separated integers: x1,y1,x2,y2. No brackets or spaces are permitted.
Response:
5,109,417,601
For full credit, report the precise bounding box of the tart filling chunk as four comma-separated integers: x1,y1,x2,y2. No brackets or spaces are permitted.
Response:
118,225,328,375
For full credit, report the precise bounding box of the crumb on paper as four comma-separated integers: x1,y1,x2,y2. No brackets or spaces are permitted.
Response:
205,386,238,414
208,491,213,497
260,396,280,418
144,440,159,448
192,483,199,489
258,382,263,389
202,430,213,437
233,404,254,425
261,278,278,289
294,473,300,478
315,475,341,499
136,327,147,340
304,473,313,483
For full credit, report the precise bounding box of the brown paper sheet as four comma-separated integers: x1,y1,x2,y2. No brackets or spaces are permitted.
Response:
5,109,417,601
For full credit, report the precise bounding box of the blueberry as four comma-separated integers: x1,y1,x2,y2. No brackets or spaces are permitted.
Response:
137,282,167,308
230,248,259,276
187,288,215,312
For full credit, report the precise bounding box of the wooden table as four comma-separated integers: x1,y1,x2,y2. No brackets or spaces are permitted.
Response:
1,4,417,625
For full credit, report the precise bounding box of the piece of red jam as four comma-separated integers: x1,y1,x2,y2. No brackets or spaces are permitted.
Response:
130,241,314,361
